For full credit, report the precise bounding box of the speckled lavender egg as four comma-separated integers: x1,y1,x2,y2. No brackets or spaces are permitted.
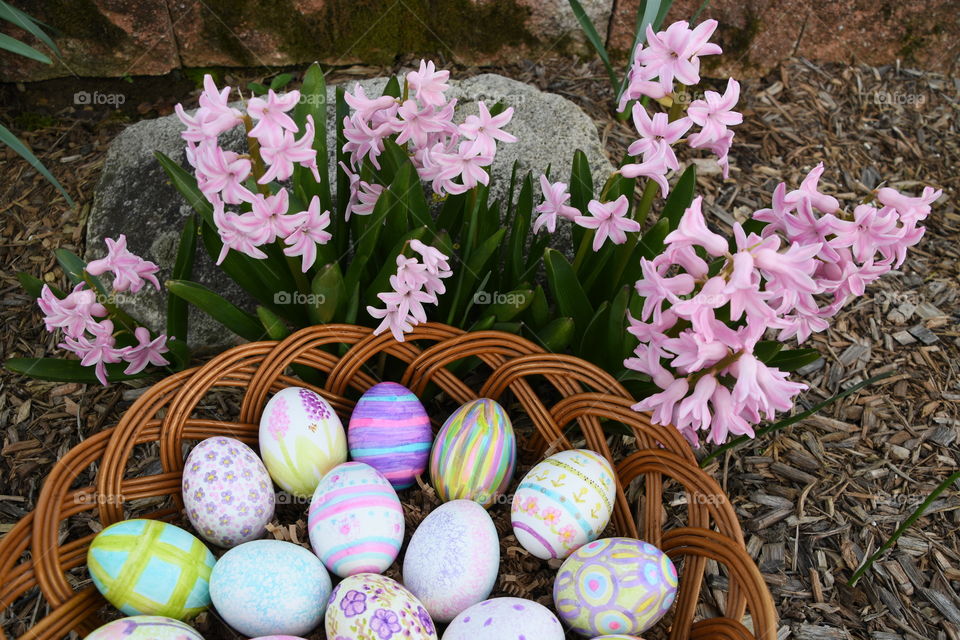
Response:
441,597,565,640
182,436,275,548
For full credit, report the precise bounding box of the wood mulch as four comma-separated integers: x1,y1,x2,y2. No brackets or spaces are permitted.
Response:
1,56,958,639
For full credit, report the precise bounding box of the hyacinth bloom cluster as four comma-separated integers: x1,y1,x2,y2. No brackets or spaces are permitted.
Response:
534,20,741,251
175,75,331,271
36,235,169,385
367,240,452,341
627,167,941,446
341,59,517,214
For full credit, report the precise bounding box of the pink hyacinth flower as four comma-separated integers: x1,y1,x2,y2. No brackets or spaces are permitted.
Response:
459,102,517,157
37,283,107,338
575,196,642,250
247,89,301,142
86,235,161,293
406,59,450,107
533,175,579,234
280,195,332,272
686,78,742,144
122,327,170,374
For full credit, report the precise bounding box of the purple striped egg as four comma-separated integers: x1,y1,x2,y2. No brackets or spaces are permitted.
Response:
308,462,404,577
348,382,432,489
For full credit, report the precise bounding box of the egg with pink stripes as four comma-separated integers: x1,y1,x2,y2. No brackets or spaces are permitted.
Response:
348,382,433,489
308,461,404,577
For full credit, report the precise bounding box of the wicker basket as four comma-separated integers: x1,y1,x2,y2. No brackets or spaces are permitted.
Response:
0,323,777,640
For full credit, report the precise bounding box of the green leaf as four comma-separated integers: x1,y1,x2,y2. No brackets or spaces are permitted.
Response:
155,151,214,223
531,317,575,352
754,340,784,363
17,272,48,299
527,285,550,329
54,248,103,291
343,282,361,325
334,87,350,252
492,322,522,334
481,289,534,323
166,280,264,342
4,358,150,383
604,285,631,369
382,76,402,98
769,348,823,372
166,215,197,343
164,337,190,371
0,32,51,63
0,123,72,206
270,73,294,90
565,0,618,91
544,248,594,343
0,2,60,55
507,174,533,284
569,149,593,213
247,81,268,96
257,305,290,340
579,301,610,357
293,63,332,215
310,262,346,324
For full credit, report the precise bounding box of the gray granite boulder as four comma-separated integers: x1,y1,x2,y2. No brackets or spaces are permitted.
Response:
86,74,614,348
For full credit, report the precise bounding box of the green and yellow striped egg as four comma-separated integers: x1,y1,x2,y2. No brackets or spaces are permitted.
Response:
429,398,516,508
87,519,216,620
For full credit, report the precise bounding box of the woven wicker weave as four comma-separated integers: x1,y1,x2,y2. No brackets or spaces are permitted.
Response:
0,323,777,640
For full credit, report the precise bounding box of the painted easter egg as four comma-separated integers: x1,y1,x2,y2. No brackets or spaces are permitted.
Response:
249,637,307,640
402,500,499,622
591,636,645,639
87,519,215,620
325,573,437,640
554,537,678,637
259,386,347,497
441,597,565,640
209,539,332,637
308,461,404,577
511,448,616,560
84,616,204,640
348,382,432,489
429,398,516,507
182,436,275,548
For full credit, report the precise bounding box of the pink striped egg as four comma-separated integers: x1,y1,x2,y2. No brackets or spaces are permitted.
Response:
348,382,432,489
308,462,404,577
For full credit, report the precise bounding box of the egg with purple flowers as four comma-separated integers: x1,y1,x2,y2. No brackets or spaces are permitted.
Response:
441,597,565,640
348,382,432,489
259,386,347,497
182,436,274,548
325,573,437,640
554,537,677,637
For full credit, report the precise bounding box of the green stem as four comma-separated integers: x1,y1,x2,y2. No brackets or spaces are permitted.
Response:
572,231,595,274
848,469,960,587
601,178,660,292
635,177,659,228
282,248,310,296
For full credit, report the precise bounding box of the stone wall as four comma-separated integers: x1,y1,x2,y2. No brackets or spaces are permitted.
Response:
1,0,956,82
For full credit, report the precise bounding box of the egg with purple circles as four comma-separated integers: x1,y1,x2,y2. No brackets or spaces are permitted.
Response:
554,537,677,637
441,597,565,640
348,382,432,489
84,616,204,640
308,462,404,577
259,386,347,497
511,448,615,560
403,500,499,622
326,573,437,640
182,436,275,548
